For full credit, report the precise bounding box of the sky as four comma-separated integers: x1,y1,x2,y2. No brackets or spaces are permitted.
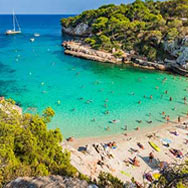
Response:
0,0,135,14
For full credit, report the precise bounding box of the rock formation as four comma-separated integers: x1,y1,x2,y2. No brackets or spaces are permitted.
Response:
62,23,91,37
5,176,90,188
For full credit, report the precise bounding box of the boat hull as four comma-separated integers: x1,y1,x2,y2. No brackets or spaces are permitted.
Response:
6,30,21,35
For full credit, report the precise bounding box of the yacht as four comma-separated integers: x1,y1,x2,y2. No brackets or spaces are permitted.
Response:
6,10,21,35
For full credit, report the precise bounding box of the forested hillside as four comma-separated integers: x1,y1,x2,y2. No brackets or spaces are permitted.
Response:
61,0,188,61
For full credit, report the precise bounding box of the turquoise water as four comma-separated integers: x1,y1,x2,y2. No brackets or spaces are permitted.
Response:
0,15,188,138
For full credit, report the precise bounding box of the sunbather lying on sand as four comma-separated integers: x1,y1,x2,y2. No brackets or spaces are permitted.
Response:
169,148,183,158
137,142,144,149
131,156,140,167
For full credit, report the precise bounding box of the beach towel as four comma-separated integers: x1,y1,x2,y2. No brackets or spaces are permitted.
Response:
161,138,172,144
120,171,131,177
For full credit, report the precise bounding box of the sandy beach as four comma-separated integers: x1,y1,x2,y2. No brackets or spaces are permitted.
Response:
62,117,188,185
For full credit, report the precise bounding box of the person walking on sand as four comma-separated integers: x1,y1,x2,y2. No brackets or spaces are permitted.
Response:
149,152,154,163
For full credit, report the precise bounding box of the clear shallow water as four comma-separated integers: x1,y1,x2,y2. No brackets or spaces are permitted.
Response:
0,15,188,138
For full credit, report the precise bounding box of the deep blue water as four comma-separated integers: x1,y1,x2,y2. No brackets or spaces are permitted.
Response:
0,15,188,138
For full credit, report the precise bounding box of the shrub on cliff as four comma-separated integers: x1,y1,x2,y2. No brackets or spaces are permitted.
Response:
150,161,188,188
0,99,78,186
97,172,124,188
62,0,188,61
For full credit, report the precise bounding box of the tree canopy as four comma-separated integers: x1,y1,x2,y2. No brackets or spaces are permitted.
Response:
0,99,80,186
61,0,188,61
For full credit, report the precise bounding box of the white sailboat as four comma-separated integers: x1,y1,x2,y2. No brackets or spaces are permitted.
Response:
6,10,21,35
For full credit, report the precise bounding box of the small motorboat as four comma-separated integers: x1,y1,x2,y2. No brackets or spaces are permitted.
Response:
34,33,40,37
30,38,35,42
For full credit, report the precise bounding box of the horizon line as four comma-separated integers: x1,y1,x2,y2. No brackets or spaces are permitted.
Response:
0,13,77,15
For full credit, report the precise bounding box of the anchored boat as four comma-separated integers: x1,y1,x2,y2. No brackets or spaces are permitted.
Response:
6,10,21,35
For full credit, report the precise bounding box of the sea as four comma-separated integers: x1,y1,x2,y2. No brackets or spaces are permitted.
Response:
0,15,188,138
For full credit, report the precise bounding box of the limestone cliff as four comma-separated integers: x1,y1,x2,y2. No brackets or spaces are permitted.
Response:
164,36,188,69
62,23,91,37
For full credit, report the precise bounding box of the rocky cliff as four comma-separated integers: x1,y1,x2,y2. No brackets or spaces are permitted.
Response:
163,36,188,75
5,176,91,188
62,41,126,64
62,23,91,37
61,0,188,76
62,41,167,71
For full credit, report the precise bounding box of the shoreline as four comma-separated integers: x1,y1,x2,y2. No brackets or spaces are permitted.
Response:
63,116,188,184
65,115,188,148
62,40,188,77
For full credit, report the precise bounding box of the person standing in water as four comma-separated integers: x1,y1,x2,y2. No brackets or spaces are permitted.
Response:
166,115,170,123
183,97,187,104
178,116,181,123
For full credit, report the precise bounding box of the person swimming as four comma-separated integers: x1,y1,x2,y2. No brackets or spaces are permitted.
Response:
183,97,187,104
137,120,142,123
169,97,173,101
106,126,110,131
86,100,92,104
104,103,108,108
91,118,96,122
104,110,109,114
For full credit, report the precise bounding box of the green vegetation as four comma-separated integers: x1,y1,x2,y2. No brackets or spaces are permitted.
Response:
61,0,188,61
151,161,188,188
97,172,124,188
0,99,188,187
0,99,80,187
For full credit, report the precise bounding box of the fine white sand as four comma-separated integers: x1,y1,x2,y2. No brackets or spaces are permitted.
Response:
62,118,188,184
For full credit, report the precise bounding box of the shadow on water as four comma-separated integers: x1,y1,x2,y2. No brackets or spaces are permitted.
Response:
0,61,15,74
0,80,28,97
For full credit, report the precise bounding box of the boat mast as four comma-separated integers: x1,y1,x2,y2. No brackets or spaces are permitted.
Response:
15,14,21,31
13,9,15,31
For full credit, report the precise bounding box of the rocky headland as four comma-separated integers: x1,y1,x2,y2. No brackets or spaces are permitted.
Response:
62,40,167,70
61,0,188,76
62,39,188,76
